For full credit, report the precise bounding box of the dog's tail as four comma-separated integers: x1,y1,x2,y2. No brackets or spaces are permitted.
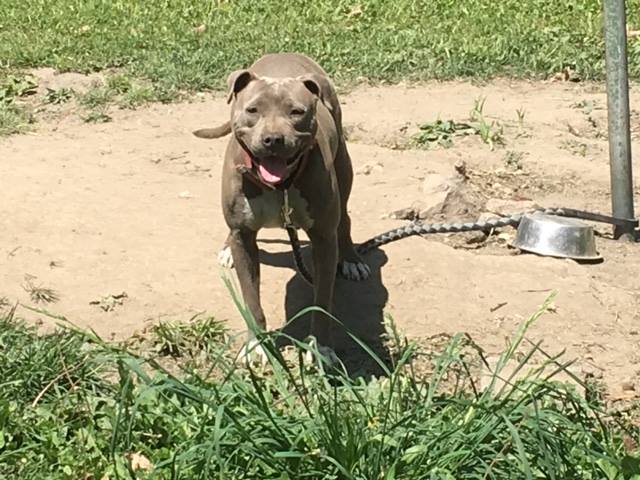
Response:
192,121,231,139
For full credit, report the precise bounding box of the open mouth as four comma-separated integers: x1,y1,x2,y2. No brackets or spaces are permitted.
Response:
251,153,300,185
254,156,288,184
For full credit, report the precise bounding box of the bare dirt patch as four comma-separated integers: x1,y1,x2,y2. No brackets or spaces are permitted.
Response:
2,79,640,395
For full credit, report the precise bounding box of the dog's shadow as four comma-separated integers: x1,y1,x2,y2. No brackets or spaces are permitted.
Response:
259,239,391,378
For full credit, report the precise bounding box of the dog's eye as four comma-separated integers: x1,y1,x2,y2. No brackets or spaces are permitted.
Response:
290,108,306,116
245,106,258,114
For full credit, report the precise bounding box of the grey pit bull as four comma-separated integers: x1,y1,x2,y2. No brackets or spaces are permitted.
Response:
194,53,370,360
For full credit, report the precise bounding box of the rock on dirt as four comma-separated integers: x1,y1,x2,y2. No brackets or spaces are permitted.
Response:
484,198,540,217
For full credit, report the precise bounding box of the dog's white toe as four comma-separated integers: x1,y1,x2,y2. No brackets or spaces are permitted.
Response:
218,246,234,269
239,339,269,366
340,260,370,281
304,339,340,368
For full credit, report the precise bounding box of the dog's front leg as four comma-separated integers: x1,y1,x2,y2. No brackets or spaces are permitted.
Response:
227,228,266,334
307,229,338,348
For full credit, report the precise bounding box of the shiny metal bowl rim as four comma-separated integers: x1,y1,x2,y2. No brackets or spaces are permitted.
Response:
511,213,602,260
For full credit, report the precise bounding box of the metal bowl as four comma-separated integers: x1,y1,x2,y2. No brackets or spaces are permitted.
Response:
512,213,601,260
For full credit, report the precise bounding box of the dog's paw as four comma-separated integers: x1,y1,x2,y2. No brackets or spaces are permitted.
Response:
339,260,371,281
303,339,340,368
217,246,234,269
239,339,269,366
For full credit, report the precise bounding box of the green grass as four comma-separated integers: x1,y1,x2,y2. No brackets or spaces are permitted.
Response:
0,102,32,136
1,292,639,479
2,0,640,94
0,74,35,135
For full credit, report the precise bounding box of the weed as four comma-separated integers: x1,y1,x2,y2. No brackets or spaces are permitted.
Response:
413,99,505,150
413,119,476,148
516,107,526,126
151,314,227,357
0,101,32,136
561,139,589,157
0,74,37,101
82,109,112,123
504,150,526,170
43,87,73,105
152,83,184,104
22,278,59,304
105,73,132,94
572,99,601,115
470,97,505,150
118,83,154,109
76,75,160,112
77,82,113,109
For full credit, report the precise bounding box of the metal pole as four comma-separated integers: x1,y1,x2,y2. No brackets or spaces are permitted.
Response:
603,0,636,239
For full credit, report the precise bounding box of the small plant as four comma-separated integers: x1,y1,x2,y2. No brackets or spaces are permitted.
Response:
0,102,33,136
560,139,588,157
22,278,59,304
504,150,525,170
118,84,155,109
516,106,526,127
413,118,476,148
78,82,114,109
572,99,600,115
152,83,183,104
106,73,133,94
43,87,74,105
82,109,112,123
470,96,505,150
0,75,38,102
0,296,10,309
151,315,227,357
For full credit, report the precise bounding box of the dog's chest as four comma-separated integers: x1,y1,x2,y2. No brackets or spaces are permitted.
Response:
242,188,314,230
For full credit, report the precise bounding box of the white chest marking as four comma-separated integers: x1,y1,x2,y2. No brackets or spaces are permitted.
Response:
242,188,314,230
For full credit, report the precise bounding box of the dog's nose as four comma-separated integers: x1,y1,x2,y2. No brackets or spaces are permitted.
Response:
262,134,284,148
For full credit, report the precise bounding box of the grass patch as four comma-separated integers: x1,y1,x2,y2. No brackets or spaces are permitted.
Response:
1,292,639,479
81,109,112,124
76,75,168,117
0,102,32,136
0,74,35,135
1,0,640,93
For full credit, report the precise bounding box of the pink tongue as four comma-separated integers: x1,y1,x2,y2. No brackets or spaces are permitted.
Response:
257,157,287,184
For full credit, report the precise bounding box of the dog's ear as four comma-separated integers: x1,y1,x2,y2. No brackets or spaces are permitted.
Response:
226,69,255,104
297,74,335,112
297,74,324,102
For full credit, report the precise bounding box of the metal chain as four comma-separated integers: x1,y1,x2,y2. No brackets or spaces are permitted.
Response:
286,206,638,284
286,226,314,285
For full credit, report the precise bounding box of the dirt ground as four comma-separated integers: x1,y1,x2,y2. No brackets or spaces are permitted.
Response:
2,73,640,394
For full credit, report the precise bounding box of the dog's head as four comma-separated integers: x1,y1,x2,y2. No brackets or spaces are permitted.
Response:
225,69,325,185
